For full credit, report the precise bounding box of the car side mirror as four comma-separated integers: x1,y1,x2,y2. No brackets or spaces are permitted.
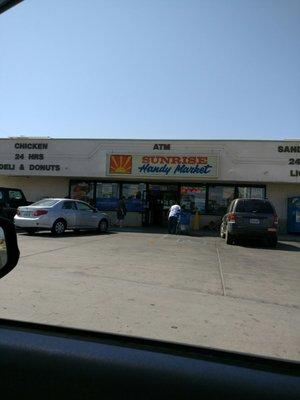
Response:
0,217,20,279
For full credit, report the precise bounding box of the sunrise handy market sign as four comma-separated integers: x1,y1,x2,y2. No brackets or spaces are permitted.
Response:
107,154,218,179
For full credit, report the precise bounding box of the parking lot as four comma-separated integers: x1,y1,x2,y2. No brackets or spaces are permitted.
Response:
0,228,299,361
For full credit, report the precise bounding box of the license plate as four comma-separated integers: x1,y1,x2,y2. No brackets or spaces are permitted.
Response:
250,218,260,224
22,211,32,217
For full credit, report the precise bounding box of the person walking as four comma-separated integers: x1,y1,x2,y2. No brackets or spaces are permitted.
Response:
168,202,181,234
116,196,127,227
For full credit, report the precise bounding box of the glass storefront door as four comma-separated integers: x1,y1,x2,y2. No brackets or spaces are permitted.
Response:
146,184,179,226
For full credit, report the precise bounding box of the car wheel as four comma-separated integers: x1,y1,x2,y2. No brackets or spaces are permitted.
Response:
51,219,66,235
98,219,108,233
220,224,225,239
268,236,278,248
25,228,37,235
225,229,234,245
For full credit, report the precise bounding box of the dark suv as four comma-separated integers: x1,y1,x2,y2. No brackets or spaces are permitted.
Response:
0,187,30,221
220,198,278,247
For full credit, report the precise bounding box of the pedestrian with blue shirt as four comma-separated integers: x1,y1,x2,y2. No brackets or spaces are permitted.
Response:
168,202,181,234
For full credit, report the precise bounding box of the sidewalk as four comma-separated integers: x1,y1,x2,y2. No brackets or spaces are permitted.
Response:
278,233,300,242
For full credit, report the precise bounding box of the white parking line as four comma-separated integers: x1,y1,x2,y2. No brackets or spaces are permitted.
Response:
216,247,226,296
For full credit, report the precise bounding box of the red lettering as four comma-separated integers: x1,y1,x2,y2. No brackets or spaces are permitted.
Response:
182,157,188,164
171,157,181,164
141,155,208,165
196,157,207,164
188,157,196,164
160,157,170,164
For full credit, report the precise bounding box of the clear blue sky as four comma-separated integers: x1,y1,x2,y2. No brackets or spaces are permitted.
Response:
0,0,299,140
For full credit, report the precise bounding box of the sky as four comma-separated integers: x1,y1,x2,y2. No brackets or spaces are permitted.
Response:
0,0,299,140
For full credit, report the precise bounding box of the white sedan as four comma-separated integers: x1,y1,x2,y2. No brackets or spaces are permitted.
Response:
14,198,109,235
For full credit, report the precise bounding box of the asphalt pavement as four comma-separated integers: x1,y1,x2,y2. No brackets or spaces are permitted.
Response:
0,228,299,361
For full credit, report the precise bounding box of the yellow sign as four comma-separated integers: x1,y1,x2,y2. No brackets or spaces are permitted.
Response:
109,155,132,174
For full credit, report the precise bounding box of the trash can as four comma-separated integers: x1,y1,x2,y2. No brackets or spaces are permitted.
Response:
287,197,300,233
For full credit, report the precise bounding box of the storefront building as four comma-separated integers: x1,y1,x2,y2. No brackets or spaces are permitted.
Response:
0,138,299,232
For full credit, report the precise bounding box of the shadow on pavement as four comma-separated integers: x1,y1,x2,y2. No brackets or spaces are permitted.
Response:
277,242,300,252
19,230,116,238
110,227,205,237
278,234,300,243
237,238,300,252
110,227,167,235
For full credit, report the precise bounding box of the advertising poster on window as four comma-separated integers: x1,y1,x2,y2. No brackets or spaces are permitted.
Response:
180,186,206,212
122,183,145,212
95,183,119,211
70,181,94,203
107,154,218,179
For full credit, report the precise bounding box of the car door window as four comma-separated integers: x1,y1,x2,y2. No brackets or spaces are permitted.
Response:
62,201,77,210
76,202,94,212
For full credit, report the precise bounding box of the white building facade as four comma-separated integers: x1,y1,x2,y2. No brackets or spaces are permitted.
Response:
0,138,299,232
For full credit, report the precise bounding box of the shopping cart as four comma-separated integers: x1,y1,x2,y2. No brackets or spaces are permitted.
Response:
176,211,191,235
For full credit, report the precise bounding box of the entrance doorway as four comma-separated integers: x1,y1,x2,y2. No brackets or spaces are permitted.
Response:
145,184,179,227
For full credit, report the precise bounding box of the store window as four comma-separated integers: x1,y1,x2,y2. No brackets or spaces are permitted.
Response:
95,182,119,211
207,185,235,214
237,186,265,199
122,183,146,212
70,181,94,204
180,186,206,213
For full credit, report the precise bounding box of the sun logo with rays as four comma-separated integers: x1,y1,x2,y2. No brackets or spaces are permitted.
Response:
109,155,132,174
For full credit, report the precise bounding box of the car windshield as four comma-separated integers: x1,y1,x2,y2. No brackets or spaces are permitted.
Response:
31,199,59,207
0,0,299,364
236,200,275,214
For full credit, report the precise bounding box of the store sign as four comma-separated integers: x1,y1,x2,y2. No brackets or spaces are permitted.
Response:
277,144,300,177
153,143,171,150
108,154,218,178
0,141,62,174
